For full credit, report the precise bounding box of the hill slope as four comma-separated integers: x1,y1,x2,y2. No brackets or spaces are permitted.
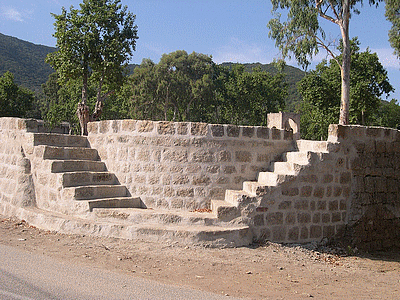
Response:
0,33,305,110
0,33,55,92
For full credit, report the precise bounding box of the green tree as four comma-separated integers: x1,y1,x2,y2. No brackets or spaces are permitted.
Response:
268,0,382,125
298,40,393,140
129,51,217,122
0,71,34,117
385,0,400,58
218,65,286,126
376,99,400,128
46,0,138,135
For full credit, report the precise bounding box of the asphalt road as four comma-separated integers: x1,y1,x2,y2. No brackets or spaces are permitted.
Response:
0,244,241,300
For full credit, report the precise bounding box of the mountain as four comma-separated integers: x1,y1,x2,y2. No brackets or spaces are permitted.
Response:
0,33,305,111
0,33,55,92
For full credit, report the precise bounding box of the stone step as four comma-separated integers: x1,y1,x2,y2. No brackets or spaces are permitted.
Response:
50,160,106,173
224,189,252,206
270,161,305,175
88,197,143,212
283,151,311,164
60,171,117,187
36,145,99,161
62,185,128,200
33,133,89,148
296,140,328,152
257,172,295,186
242,181,272,196
16,207,252,247
211,200,240,222
93,207,220,226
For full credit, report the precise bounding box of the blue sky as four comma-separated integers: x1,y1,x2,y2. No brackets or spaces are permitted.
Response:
1,0,399,100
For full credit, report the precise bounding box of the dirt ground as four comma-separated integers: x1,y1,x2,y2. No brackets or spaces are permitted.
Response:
1,215,399,299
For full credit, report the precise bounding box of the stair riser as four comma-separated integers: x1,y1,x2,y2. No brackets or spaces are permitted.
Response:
51,160,106,173
63,185,128,200
61,172,117,187
89,198,142,211
296,140,328,152
284,152,310,164
33,133,88,148
257,172,279,186
42,146,99,161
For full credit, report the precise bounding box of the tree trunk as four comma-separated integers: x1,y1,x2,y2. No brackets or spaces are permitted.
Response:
339,0,351,125
77,72,90,136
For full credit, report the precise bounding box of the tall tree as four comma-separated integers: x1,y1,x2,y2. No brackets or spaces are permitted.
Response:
385,0,400,58
46,0,138,135
298,40,393,140
0,71,34,117
268,0,382,125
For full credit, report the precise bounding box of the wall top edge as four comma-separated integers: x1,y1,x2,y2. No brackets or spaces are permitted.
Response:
328,124,400,142
87,119,296,141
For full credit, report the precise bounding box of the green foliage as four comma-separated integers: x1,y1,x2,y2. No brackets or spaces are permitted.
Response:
298,39,394,140
0,71,34,117
0,33,54,93
46,0,138,130
127,51,288,125
217,65,287,126
385,0,400,58
41,73,96,133
375,99,400,128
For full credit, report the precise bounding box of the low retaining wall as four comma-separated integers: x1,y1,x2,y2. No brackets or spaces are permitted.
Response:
328,125,400,251
87,120,295,210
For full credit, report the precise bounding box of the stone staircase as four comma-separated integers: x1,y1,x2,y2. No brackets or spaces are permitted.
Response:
211,140,329,222
29,133,252,247
32,133,142,214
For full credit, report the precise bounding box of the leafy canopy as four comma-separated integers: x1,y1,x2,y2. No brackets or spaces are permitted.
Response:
0,71,34,118
385,0,400,58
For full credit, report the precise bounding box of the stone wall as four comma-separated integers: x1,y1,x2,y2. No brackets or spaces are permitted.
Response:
0,118,37,211
87,120,295,210
328,125,400,251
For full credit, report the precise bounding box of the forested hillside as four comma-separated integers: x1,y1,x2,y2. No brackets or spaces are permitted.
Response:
0,33,55,92
0,33,304,109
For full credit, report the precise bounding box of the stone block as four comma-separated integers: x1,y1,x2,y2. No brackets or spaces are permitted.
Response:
223,166,236,174
294,200,308,210
300,227,309,239
191,123,208,136
216,150,232,162
313,186,325,198
322,213,331,223
256,127,269,139
278,200,292,210
323,225,335,237
298,174,318,183
333,186,342,197
329,200,339,211
172,175,189,185
288,227,299,241
176,188,194,197
163,149,188,163
216,176,230,184
339,200,347,210
285,212,296,224
253,214,265,226
366,127,382,138
235,151,252,163
176,122,188,135
242,126,255,138
312,213,321,223
191,149,214,163
340,172,351,184
226,125,239,137
157,121,175,135
266,212,284,225
331,212,342,223
300,186,313,197
271,127,281,140
310,225,322,238
121,120,136,132
322,174,334,184
137,120,154,132
207,165,220,174
272,226,286,241
281,187,299,197
210,124,224,137
298,212,311,224
192,175,211,186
